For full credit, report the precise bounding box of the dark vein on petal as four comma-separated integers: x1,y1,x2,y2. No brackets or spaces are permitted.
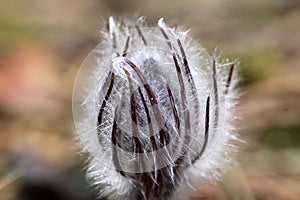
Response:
111,120,125,176
124,58,171,148
212,60,219,128
123,68,143,153
173,54,190,130
158,26,172,50
177,39,197,90
166,84,180,130
177,38,200,125
97,72,115,129
138,87,157,151
135,25,147,46
125,59,163,127
122,36,130,57
173,53,192,165
192,96,210,164
224,63,234,95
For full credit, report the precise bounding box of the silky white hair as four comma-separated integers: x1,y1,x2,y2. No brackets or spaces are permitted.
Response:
73,16,241,200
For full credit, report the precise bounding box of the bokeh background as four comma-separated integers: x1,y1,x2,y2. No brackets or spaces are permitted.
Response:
1,0,300,199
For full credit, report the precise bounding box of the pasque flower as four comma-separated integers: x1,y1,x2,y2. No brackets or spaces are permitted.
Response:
73,17,240,200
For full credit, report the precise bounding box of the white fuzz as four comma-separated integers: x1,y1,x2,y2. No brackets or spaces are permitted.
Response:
73,17,240,200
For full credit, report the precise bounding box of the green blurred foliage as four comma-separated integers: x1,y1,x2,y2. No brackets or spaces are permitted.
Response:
260,126,300,149
239,48,282,85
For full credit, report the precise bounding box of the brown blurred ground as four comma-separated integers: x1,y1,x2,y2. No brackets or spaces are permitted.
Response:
0,0,300,200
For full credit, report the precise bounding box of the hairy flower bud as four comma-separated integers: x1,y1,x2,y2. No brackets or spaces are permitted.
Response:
73,17,240,200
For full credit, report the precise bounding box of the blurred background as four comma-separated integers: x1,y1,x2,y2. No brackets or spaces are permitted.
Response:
0,0,299,199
